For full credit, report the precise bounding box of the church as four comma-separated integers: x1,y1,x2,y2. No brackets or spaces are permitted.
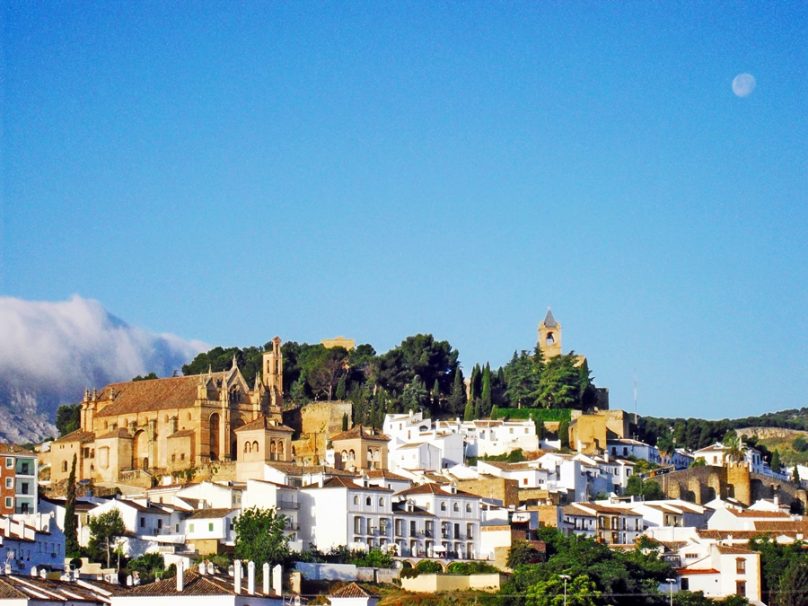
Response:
45,337,293,485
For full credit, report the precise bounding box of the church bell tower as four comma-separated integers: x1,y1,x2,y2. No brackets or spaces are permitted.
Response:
538,308,562,359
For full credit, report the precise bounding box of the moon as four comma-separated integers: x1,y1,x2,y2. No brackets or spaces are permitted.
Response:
732,73,756,97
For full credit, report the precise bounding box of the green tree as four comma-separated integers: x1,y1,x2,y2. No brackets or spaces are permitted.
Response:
377,334,460,399
507,540,544,567
234,507,290,573
558,419,570,449
55,403,81,437
335,375,347,401
64,455,80,557
778,558,808,606
447,369,467,416
126,553,170,583
770,450,782,473
480,364,492,416
401,376,428,412
537,355,582,409
526,574,601,606
463,396,475,422
88,509,126,568
793,465,800,484
132,372,159,381
341,413,349,432
504,349,542,407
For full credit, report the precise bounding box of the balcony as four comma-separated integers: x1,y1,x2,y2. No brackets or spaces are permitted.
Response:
278,500,299,510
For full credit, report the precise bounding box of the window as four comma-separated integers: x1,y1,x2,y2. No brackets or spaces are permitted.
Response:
681,579,689,591
522,478,528,485
189,523,195,532
378,497,384,507
366,497,371,506
736,581,746,597
62,461,68,472
5,458,12,468
19,482,29,495
4,497,11,508
4,478,11,489
139,517,145,528
465,503,472,513
353,495,359,505
208,523,213,531
440,501,447,511
736,558,746,573
157,520,162,529
453,502,459,512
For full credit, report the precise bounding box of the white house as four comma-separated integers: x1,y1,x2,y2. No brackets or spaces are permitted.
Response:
394,483,481,560
0,514,66,574
452,419,539,458
241,479,302,552
676,543,761,603
476,460,549,490
389,442,442,474
607,439,661,465
181,509,238,554
560,503,643,545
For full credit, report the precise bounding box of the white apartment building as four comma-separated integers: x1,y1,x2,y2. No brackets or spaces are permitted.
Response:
394,483,481,560
383,412,464,470
476,460,549,489
436,419,539,458
607,439,662,465
299,476,396,553
535,452,588,502
241,479,303,551
0,514,66,573
561,502,643,544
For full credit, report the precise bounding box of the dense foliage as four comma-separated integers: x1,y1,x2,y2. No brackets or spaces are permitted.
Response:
233,507,291,573
499,527,743,606
87,509,126,568
55,403,81,436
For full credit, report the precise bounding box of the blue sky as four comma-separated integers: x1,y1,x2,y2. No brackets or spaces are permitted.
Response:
2,2,806,420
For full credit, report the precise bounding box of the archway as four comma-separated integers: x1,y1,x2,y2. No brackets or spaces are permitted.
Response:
210,413,221,461
132,430,149,470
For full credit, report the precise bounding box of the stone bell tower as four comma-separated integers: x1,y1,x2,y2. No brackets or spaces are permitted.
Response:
262,336,284,408
538,308,562,360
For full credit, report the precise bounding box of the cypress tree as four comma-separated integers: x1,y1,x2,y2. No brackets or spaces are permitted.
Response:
335,376,347,401
64,454,80,557
771,450,782,473
341,412,349,432
463,397,475,421
430,379,441,410
481,364,492,417
448,370,466,416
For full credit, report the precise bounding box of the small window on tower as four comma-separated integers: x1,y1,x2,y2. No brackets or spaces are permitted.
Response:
546,332,555,345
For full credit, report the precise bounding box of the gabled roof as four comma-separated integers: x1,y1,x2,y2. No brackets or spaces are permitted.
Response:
331,424,389,442
53,429,96,444
303,476,393,493
236,416,294,433
330,582,377,598
0,443,35,455
395,483,476,498
95,372,229,418
124,570,276,597
186,508,237,519
365,469,411,482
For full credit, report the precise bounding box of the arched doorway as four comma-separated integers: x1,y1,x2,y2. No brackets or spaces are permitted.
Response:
132,430,149,470
210,413,221,461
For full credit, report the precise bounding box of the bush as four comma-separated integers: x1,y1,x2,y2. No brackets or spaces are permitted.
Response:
415,560,443,574
446,561,499,575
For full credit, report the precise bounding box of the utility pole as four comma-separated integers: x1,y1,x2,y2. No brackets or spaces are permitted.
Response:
560,574,571,606
666,577,676,606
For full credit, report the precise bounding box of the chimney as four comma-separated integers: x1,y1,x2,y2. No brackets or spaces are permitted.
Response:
234,560,242,594
126,575,133,586
206,561,215,575
263,563,270,594
198,562,206,575
176,560,184,592
30,566,38,577
247,561,256,595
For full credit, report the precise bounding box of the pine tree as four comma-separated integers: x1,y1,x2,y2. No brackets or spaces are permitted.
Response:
448,370,466,416
480,364,492,417
64,454,80,557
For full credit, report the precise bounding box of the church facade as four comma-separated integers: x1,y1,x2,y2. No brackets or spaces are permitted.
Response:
45,337,292,485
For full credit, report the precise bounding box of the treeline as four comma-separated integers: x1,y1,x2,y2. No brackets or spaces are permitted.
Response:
181,336,602,428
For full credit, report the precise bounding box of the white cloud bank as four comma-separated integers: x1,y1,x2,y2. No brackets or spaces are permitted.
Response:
0,295,207,442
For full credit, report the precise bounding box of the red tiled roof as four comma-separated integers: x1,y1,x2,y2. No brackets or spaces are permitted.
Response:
95,373,227,417
53,429,96,444
395,483,476,498
731,508,791,518
124,570,276,597
236,416,294,433
330,582,376,598
330,424,389,442
0,444,35,455
677,568,720,575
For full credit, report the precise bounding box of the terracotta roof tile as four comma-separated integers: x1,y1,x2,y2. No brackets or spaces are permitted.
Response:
331,424,389,442
54,429,96,443
0,444,35,455
330,582,376,598
395,483,476,498
95,373,227,418
236,416,294,433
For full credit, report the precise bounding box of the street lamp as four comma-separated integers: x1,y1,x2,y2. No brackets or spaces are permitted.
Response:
666,578,677,606
559,574,571,606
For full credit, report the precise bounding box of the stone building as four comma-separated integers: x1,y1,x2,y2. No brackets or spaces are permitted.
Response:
45,338,290,485
331,425,389,472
